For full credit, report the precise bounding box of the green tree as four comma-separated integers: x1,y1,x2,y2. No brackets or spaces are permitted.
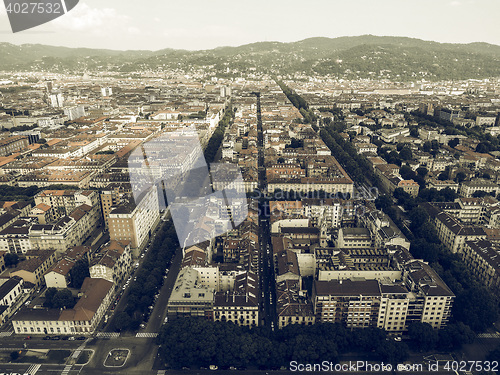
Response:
51,289,75,309
43,287,57,307
399,165,416,180
453,287,499,332
454,171,466,183
10,351,19,361
399,147,412,160
4,253,19,267
416,167,428,178
437,322,475,350
408,322,438,351
476,142,489,153
408,206,430,232
69,259,90,289
423,141,432,152
448,138,460,148
375,195,393,212
113,312,131,332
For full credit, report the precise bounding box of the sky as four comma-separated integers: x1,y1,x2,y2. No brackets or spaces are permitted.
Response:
0,0,499,51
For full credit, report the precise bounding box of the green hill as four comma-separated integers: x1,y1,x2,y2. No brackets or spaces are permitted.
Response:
1,35,499,80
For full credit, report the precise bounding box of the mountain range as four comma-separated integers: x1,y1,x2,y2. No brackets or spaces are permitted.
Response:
1,35,500,80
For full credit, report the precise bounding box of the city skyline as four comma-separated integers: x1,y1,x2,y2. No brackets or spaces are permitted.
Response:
0,0,499,50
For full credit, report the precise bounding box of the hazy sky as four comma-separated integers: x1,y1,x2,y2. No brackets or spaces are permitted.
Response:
0,0,498,51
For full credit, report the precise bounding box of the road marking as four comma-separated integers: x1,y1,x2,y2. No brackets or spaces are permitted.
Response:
61,364,72,375
24,363,41,374
0,331,13,337
477,333,500,338
135,332,158,338
97,332,120,338
157,371,166,375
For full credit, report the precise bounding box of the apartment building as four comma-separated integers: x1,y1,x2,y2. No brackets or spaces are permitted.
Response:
459,179,500,198
213,271,259,327
44,246,91,289
100,183,131,228
0,219,33,254
462,239,500,294
89,240,132,285
312,259,454,332
0,276,24,325
34,190,100,222
29,204,96,255
276,279,315,329
0,135,29,157
108,186,160,255
167,267,214,319
12,277,113,335
398,179,419,198
313,279,381,328
10,250,57,287
336,227,372,248
427,207,487,254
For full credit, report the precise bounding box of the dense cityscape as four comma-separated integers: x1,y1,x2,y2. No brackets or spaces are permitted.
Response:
0,35,499,375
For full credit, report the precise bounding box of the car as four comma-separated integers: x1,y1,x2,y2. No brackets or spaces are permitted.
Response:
164,317,168,323
68,337,75,341
209,365,218,370
140,323,146,329
43,336,51,340
76,336,86,340
51,336,61,340
24,336,31,340
181,367,190,370
61,336,69,340
394,336,402,341
229,366,237,370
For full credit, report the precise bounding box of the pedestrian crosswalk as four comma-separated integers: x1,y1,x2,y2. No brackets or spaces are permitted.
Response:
477,332,500,338
24,364,41,375
61,364,72,375
136,332,158,338
157,371,166,375
97,332,120,339
0,331,13,337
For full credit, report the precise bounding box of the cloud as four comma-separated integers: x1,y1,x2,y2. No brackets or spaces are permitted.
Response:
449,1,461,5
51,3,129,33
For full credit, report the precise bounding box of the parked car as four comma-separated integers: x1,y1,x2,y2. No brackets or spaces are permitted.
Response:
43,336,51,340
51,336,61,340
76,336,86,340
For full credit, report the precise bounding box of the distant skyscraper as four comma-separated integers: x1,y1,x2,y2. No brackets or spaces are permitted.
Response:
220,86,231,98
64,105,86,121
49,93,64,108
101,87,113,97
